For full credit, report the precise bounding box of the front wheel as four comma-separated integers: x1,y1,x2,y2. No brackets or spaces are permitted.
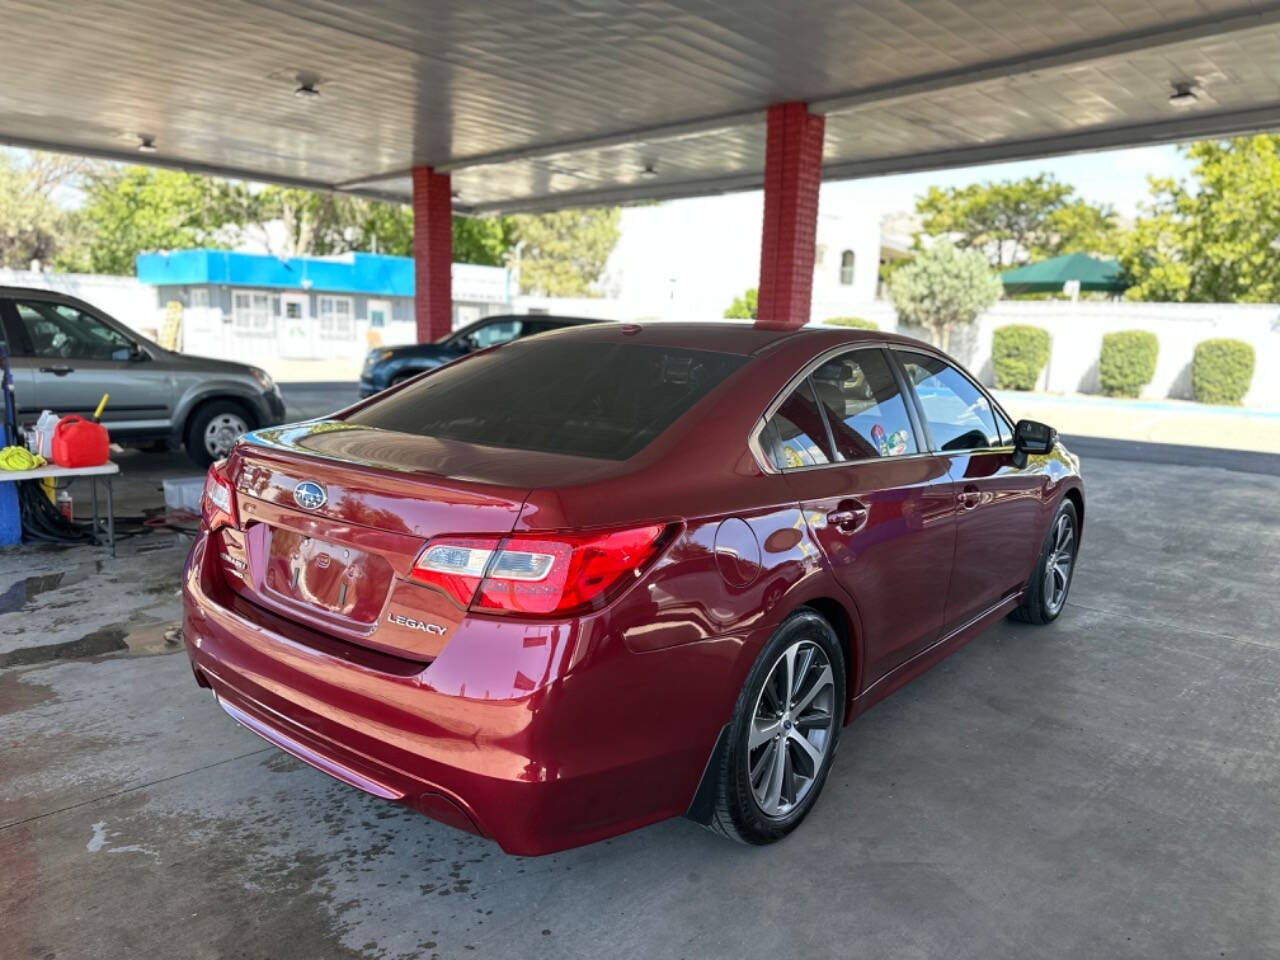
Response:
707,609,846,845
1010,498,1079,624
185,400,252,468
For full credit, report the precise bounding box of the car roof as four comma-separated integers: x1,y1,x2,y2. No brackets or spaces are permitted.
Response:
0,286,84,300
528,320,928,356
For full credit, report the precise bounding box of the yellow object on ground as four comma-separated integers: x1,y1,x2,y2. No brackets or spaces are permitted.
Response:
0,445,45,471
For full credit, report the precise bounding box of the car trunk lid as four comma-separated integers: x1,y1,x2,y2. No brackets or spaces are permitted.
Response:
216,422,532,661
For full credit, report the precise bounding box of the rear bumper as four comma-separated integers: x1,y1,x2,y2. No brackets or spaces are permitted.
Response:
181,534,725,855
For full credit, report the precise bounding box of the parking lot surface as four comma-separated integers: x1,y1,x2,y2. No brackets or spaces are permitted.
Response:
2,389,1278,960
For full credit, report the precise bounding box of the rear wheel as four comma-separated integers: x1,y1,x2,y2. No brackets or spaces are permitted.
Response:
185,400,252,467
1010,499,1079,624
707,609,845,845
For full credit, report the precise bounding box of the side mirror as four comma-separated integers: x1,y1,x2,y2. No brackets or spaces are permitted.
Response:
1012,418,1057,467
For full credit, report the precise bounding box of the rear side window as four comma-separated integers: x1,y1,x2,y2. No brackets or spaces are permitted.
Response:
810,349,918,460
763,380,833,469
897,351,1001,451
347,340,745,460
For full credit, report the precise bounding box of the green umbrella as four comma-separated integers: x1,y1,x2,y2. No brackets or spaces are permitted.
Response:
1001,253,1127,295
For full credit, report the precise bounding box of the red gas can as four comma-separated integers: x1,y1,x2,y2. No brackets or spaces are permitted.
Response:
51,415,110,468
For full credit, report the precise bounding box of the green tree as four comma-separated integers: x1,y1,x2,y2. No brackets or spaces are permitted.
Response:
509,207,621,296
0,151,83,268
453,215,516,266
723,287,758,319
916,174,1119,268
889,240,1002,351
63,166,251,274
1121,135,1280,302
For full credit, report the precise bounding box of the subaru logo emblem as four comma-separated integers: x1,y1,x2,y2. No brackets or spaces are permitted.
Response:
293,480,327,511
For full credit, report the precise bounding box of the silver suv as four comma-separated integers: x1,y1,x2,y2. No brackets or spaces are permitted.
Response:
0,287,286,466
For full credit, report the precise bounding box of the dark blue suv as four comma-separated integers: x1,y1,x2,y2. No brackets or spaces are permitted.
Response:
359,314,597,397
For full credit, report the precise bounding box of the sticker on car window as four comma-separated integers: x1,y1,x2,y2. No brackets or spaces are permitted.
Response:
888,429,909,456
871,423,889,456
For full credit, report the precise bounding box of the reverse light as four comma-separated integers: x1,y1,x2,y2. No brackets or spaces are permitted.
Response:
200,460,239,532
410,524,670,617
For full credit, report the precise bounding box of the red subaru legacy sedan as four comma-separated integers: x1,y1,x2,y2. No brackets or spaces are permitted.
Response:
183,322,1083,855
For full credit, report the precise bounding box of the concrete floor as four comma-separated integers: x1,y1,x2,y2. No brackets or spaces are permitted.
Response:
2,388,1279,959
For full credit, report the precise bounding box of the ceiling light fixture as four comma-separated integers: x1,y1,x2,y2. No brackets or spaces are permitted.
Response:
294,82,321,99
137,135,157,153
641,163,658,179
1168,82,1199,108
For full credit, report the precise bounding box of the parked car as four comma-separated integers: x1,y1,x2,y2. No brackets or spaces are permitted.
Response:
0,287,286,467
184,322,1083,855
358,313,598,397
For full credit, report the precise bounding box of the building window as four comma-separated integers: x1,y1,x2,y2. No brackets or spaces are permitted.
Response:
840,250,855,286
189,288,210,308
232,291,277,336
317,296,354,339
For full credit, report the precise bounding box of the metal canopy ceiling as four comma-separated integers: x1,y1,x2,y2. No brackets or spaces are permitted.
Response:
3,0,1280,214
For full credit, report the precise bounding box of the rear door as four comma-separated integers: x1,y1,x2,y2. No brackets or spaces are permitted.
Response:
893,349,1043,630
768,347,956,686
0,299,37,424
3,297,172,436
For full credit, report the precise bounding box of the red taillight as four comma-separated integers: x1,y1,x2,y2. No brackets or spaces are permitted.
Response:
409,524,669,617
200,460,239,532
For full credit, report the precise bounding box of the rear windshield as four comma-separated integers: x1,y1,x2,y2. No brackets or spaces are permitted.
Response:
346,339,747,460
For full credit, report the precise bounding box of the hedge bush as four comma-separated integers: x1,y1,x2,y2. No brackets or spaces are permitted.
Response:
824,316,878,330
1192,338,1255,405
991,324,1050,390
1098,330,1159,397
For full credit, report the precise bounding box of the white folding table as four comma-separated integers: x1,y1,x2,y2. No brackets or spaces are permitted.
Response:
0,461,120,555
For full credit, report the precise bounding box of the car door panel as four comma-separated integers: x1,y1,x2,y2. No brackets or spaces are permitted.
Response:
0,302,37,422
7,298,171,436
785,457,956,686
894,349,1044,631
943,451,1045,626
762,347,957,691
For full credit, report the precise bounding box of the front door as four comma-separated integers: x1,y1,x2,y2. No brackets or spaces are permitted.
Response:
279,294,312,359
894,349,1043,630
766,348,957,688
1,297,171,438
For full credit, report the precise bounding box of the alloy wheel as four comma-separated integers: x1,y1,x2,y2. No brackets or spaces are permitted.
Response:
1043,512,1076,614
748,639,837,819
204,412,249,459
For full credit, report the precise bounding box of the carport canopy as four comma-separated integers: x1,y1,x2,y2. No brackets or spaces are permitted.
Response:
3,0,1280,336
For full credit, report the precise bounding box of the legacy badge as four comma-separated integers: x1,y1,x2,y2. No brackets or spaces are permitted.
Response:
387,613,447,636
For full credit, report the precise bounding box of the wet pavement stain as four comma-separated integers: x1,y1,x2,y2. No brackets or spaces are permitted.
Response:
0,624,129,668
0,671,56,716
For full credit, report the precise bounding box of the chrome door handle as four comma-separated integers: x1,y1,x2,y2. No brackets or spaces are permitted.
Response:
827,500,868,532
958,484,980,509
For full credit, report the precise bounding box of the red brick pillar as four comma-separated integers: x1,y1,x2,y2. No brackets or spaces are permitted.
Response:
755,103,825,331
412,166,453,342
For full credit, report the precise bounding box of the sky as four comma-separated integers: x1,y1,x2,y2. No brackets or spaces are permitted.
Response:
821,142,1193,222
602,143,1195,318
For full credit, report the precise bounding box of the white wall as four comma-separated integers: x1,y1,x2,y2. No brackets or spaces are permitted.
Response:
830,299,1280,409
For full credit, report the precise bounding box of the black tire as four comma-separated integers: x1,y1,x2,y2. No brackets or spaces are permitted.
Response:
706,609,846,845
1010,498,1079,625
185,399,253,468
